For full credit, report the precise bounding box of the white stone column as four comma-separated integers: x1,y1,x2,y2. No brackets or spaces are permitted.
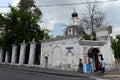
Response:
28,38,36,65
0,48,3,63
11,44,17,64
19,40,27,65
5,51,9,63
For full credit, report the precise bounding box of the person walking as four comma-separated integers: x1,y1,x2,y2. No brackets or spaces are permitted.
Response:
99,57,105,76
79,59,83,73
89,56,94,73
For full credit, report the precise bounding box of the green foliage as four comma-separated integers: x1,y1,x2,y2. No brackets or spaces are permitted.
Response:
82,33,91,40
112,35,120,59
0,0,50,50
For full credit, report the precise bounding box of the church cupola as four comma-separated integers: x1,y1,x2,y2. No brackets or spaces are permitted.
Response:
72,11,78,17
72,9,78,25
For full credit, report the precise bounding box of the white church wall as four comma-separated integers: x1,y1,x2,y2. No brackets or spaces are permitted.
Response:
61,38,80,71
100,36,115,71
52,46,62,69
96,30,109,38
95,26,115,71
68,38,80,71
40,43,50,68
41,32,115,71
48,40,63,69
40,37,82,71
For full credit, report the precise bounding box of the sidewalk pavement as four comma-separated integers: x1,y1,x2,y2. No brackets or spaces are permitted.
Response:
104,71,120,78
0,63,120,80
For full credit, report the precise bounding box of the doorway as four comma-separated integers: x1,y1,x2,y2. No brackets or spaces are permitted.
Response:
88,48,100,71
45,57,48,68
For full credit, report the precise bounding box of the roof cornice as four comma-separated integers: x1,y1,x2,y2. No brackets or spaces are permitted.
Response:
79,40,105,46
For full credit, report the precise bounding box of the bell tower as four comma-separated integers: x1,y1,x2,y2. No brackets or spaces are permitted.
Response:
71,8,78,25
65,9,84,36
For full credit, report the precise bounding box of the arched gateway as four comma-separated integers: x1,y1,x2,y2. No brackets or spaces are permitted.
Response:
88,48,100,71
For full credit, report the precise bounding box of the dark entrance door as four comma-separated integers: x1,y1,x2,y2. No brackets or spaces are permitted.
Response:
88,48,100,71
94,54,100,71
45,57,48,68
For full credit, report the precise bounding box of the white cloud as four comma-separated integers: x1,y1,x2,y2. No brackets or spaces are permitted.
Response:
12,0,20,6
113,27,120,32
0,8,10,13
0,0,20,13
111,27,120,39
47,20,56,31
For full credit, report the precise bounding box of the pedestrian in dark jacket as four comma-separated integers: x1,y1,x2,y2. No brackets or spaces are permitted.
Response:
78,59,83,73
99,57,105,76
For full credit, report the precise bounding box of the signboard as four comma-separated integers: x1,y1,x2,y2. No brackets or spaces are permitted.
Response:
66,47,73,52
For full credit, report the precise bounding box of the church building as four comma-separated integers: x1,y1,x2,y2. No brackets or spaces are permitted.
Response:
40,10,115,73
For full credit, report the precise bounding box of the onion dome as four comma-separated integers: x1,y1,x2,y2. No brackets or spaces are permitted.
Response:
72,11,78,17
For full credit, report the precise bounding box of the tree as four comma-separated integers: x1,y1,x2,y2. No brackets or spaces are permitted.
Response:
112,35,120,59
80,2,104,40
0,0,50,50
82,33,91,40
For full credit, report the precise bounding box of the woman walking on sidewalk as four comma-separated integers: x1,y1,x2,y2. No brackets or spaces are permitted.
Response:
99,57,105,76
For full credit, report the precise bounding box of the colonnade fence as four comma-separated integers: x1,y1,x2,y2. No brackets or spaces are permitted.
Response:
0,40,41,66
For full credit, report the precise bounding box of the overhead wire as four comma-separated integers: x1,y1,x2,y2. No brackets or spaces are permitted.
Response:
36,0,119,7
0,0,119,8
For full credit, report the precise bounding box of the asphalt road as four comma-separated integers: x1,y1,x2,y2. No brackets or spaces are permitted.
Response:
0,68,95,80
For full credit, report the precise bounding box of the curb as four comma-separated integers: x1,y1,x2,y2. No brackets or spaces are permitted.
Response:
104,75,120,78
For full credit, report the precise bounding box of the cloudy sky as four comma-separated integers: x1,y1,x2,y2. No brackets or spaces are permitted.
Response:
0,0,120,38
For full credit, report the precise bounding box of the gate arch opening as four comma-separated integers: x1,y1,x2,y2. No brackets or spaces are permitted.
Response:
88,48,100,71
